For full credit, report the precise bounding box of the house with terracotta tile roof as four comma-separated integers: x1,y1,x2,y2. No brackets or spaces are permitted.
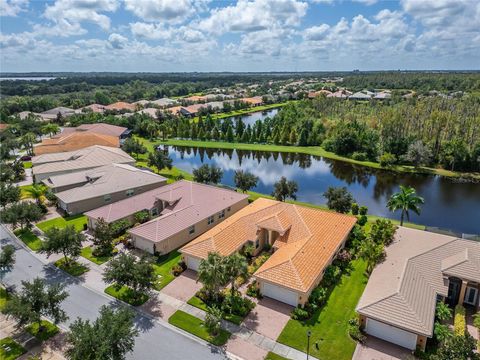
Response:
356,227,480,350
104,102,136,111
34,132,119,155
52,163,167,215
124,181,249,255
241,96,263,107
180,198,357,306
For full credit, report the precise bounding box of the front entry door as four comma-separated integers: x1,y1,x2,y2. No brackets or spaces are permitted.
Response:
464,287,478,306
447,280,461,306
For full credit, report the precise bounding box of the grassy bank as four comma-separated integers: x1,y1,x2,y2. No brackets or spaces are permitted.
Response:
156,139,479,180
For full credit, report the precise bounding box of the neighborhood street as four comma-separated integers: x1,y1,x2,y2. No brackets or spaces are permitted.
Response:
0,225,227,360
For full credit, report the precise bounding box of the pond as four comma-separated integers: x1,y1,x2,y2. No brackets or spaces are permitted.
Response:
166,146,480,235
223,108,279,126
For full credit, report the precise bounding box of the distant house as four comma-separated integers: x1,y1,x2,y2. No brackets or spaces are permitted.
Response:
349,91,372,100
55,123,130,142
32,145,135,183
81,104,106,113
151,98,178,108
373,91,392,100
183,95,208,103
165,106,183,116
307,90,332,99
241,96,263,107
132,100,150,107
125,181,249,255
104,102,136,112
17,111,44,121
357,227,480,351
136,108,159,118
327,90,352,99
181,198,356,306
52,164,167,215
34,132,119,155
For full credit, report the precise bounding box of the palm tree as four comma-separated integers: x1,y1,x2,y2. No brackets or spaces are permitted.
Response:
197,252,226,301
224,253,248,294
359,239,384,274
26,184,47,206
387,185,424,226
41,123,60,137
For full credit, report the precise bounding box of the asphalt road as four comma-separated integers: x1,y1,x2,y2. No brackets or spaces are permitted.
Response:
0,225,228,360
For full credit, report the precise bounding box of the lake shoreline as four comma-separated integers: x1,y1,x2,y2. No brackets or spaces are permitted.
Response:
156,139,480,181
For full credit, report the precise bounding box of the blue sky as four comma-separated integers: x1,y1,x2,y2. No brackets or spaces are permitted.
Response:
1,0,479,72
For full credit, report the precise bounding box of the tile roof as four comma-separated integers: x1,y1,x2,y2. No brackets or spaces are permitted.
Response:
41,107,76,116
181,198,357,293
356,227,480,336
34,132,119,155
32,145,134,175
81,104,106,113
56,123,128,138
241,96,263,105
136,108,159,117
104,102,136,111
55,163,166,203
151,98,178,107
127,181,248,243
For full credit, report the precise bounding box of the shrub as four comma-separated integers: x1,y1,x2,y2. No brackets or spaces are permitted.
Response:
322,265,341,288
110,219,131,237
309,287,328,307
351,203,359,215
379,152,396,167
359,206,368,215
134,210,150,224
291,306,309,320
246,281,262,299
348,318,366,343
357,215,368,226
352,152,367,161
454,305,466,336
222,294,254,317
369,219,397,245
204,306,222,336
335,249,352,268
171,264,184,276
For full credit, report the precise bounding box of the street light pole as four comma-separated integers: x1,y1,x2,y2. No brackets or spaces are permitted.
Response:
307,330,312,360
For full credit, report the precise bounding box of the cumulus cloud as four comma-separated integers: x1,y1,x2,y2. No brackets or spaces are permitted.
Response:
108,33,128,49
0,0,28,16
130,22,173,40
124,0,196,23
303,24,330,41
199,0,308,34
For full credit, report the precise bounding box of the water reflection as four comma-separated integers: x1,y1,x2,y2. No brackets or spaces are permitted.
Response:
168,146,480,234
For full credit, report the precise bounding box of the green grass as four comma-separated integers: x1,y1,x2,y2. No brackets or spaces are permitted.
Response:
54,258,89,276
168,310,231,346
0,337,26,360
36,214,87,232
25,320,59,342
19,184,34,199
23,161,32,169
14,228,42,251
277,259,368,360
187,296,243,325
104,284,149,306
156,138,479,179
0,287,9,311
152,251,182,290
80,246,113,265
264,352,290,360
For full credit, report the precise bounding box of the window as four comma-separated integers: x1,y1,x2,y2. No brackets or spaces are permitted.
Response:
218,209,225,219
151,207,158,216
189,225,195,235
207,215,214,225
126,189,134,197
104,194,111,202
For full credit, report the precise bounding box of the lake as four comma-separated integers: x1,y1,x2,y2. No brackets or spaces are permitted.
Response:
0,77,57,81
166,146,480,235
223,108,279,126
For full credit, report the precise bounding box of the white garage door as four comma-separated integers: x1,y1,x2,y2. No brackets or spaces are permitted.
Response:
262,282,298,306
366,318,417,350
187,256,201,271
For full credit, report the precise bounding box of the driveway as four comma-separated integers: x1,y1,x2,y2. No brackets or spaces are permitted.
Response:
226,335,268,360
160,270,202,302
243,297,293,340
0,225,227,360
353,336,412,360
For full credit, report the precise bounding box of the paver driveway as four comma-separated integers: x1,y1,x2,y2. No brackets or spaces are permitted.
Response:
243,297,293,340
353,336,412,360
226,335,268,360
160,270,202,302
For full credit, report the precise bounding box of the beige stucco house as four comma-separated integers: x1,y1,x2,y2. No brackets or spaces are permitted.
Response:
356,227,480,351
180,198,357,307
125,181,249,255
52,164,166,215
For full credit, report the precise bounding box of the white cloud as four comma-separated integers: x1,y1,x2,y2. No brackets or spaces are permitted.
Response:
0,0,28,16
352,0,378,5
303,24,330,40
124,0,195,23
43,0,118,31
108,33,128,49
130,22,173,40
199,0,308,34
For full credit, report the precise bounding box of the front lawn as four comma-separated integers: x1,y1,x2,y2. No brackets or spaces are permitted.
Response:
104,284,149,306
26,320,59,342
277,259,368,360
54,258,89,276
19,185,34,199
14,228,42,251
0,337,26,360
187,295,243,325
152,251,181,290
168,310,231,346
265,352,290,360
36,214,87,232
80,246,113,265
